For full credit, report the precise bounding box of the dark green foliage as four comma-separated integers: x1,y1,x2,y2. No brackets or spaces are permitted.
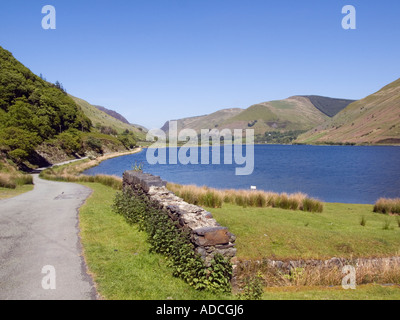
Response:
56,129,83,155
117,130,137,149
256,130,306,144
0,127,41,162
237,273,264,300
97,125,118,136
0,46,92,162
85,136,103,154
113,189,232,292
360,216,367,227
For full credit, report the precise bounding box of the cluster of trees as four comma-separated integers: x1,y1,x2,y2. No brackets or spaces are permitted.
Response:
255,130,306,144
0,46,92,163
95,125,138,150
117,129,137,149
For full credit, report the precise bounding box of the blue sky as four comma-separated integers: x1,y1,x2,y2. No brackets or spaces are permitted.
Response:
1,0,399,128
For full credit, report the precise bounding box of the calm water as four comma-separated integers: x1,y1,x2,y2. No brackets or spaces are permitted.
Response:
84,145,400,204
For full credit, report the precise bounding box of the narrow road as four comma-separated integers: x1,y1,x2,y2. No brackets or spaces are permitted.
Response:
0,175,97,300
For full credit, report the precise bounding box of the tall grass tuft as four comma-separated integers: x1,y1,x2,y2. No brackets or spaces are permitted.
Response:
40,168,122,190
374,198,400,215
167,183,323,213
360,216,367,227
0,172,33,189
302,198,324,213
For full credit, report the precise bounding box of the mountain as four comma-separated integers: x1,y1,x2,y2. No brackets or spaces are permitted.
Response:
0,46,91,165
300,96,356,117
94,105,130,124
162,96,354,140
131,123,148,132
161,108,243,133
0,46,144,168
92,105,148,133
70,96,145,139
296,78,400,145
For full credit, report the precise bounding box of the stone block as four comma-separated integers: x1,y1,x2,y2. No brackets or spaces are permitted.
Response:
193,226,230,246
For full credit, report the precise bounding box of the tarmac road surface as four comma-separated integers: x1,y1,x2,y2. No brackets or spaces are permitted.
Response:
0,175,97,300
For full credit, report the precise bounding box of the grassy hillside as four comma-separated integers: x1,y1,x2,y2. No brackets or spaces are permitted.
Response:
161,96,353,143
0,46,92,165
296,78,400,145
0,45,145,171
161,108,243,133
71,96,146,140
222,96,330,136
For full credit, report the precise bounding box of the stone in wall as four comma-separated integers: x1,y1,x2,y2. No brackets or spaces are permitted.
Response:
123,171,237,267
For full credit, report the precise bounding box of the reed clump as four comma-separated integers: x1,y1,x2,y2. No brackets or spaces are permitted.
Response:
236,259,400,288
40,168,122,190
373,198,400,215
0,172,33,189
167,183,323,213
38,151,142,190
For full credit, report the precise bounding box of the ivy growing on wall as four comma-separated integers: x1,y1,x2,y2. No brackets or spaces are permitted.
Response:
112,187,232,292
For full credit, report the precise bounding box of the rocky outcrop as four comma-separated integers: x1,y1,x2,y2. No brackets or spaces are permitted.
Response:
122,171,237,266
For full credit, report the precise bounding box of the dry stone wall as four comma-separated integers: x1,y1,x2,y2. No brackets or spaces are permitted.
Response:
122,171,237,266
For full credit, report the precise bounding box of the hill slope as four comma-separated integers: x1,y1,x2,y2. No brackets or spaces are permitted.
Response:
296,78,400,145
70,96,145,139
161,108,243,134
221,96,330,136
161,96,353,140
300,96,356,117
94,105,131,124
0,46,91,165
0,45,144,168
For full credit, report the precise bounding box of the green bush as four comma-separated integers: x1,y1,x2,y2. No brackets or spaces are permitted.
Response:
56,130,83,155
85,136,103,154
237,273,264,300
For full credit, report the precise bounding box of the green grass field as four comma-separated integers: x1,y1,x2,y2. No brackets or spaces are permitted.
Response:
78,182,229,300
77,182,400,300
207,203,400,260
0,185,34,200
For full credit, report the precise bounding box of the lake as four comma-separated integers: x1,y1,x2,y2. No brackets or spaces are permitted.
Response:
83,145,400,204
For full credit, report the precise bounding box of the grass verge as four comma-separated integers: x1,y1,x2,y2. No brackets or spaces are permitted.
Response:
0,184,34,200
78,182,230,300
38,149,142,189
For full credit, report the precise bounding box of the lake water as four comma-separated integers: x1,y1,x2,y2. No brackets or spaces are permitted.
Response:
83,145,400,204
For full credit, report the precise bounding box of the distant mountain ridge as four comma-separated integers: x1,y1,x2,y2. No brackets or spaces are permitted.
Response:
161,108,243,133
162,95,354,138
296,78,400,145
94,105,130,124
300,96,356,117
